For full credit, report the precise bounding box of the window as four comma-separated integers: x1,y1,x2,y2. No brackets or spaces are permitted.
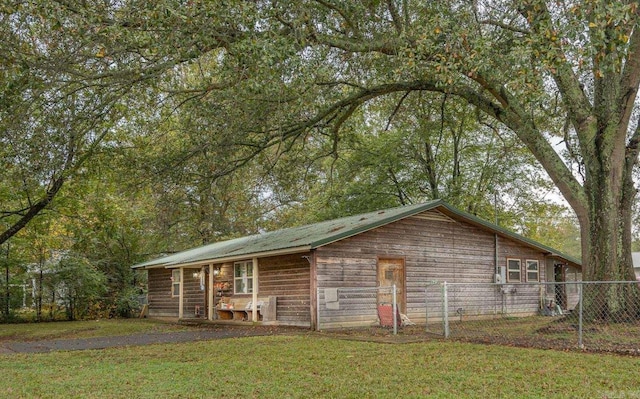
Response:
526,260,539,282
507,258,521,282
234,261,253,294
171,269,181,297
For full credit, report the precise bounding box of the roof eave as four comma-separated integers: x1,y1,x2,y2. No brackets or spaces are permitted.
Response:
131,262,170,270
162,245,313,268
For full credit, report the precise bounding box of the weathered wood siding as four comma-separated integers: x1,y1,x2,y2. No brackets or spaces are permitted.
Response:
258,253,311,326
495,234,547,315
315,210,556,327
182,269,206,318
147,258,311,325
147,268,178,317
145,208,574,328
209,256,312,326
147,267,206,317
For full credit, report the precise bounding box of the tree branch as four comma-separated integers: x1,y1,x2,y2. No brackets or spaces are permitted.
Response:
618,24,640,137
384,91,411,131
517,2,595,147
478,19,530,35
0,175,66,247
441,78,589,216
386,0,403,34
312,32,403,55
312,0,359,36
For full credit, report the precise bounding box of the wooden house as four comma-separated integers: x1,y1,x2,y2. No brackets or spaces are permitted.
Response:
132,200,581,329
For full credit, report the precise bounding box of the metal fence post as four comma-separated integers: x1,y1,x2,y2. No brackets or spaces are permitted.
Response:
392,284,397,335
578,282,583,348
443,281,449,338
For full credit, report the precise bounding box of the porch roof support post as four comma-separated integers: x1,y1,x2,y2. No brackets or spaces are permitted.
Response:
178,267,184,319
208,264,214,320
252,257,258,322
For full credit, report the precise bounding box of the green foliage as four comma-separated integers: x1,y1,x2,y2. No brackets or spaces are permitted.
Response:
519,203,582,259
50,255,107,321
113,287,142,319
5,0,640,294
0,245,29,321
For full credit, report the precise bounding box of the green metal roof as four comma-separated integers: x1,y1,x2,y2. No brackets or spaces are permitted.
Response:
132,199,581,269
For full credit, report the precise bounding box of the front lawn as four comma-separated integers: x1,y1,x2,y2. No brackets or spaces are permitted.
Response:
1,334,639,398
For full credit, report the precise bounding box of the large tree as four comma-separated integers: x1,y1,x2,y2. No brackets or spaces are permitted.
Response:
251,1,640,284
0,1,246,245
267,92,559,228
144,0,639,285
3,1,640,294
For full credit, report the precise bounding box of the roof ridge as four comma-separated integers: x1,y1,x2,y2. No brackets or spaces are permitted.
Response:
132,198,581,269
132,200,441,268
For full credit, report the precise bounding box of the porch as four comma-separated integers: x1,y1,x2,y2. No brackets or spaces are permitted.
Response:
171,260,263,322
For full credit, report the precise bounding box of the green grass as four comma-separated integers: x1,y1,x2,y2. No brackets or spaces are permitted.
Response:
440,315,640,352
1,333,639,398
0,318,187,341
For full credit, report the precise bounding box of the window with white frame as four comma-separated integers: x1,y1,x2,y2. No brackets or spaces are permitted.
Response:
507,258,521,282
526,259,539,282
171,269,181,297
234,261,253,294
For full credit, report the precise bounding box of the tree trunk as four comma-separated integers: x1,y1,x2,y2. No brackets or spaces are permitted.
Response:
4,254,9,320
580,151,640,321
37,266,43,322
50,291,55,321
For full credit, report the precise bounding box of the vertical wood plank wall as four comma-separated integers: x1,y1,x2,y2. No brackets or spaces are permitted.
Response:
148,268,205,317
258,253,311,326
315,210,558,326
147,268,178,317
182,271,206,318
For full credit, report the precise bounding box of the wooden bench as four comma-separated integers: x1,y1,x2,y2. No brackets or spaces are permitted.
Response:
216,296,276,321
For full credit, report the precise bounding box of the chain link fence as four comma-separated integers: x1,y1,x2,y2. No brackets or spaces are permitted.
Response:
426,281,640,353
317,282,640,352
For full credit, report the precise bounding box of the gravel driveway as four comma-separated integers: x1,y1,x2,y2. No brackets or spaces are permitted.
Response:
0,325,304,354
